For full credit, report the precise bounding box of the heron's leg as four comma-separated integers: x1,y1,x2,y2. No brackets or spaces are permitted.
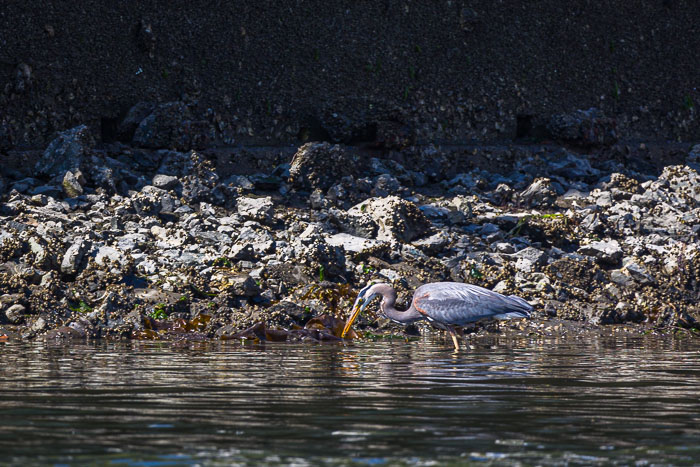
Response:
446,326,460,351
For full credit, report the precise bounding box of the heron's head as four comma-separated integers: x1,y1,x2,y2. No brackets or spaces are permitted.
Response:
341,282,385,338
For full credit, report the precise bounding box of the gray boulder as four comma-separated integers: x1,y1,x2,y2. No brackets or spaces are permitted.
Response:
237,196,274,223
4,304,26,324
325,233,386,254
578,240,623,266
519,178,558,208
346,196,431,242
94,246,127,266
35,125,95,177
510,247,547,272
61,239,91,276
152,174,180,190
288,142,359,190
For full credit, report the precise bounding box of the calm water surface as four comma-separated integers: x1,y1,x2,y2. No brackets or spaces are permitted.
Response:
1,334,699,466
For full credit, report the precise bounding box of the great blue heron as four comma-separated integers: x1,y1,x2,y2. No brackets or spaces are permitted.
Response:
341,282,533,351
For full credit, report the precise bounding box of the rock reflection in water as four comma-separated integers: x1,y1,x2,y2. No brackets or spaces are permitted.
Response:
0,335,699,465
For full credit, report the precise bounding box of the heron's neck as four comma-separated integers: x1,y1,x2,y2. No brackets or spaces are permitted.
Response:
380,290,423,324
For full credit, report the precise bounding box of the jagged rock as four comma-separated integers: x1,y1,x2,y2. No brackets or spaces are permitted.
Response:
228,244,258,261
236,226,275,255
290,230,347,279
659,165,700,206
218,273,259,297
372,173,402,196
510,247,547,272
325,233,385,254
288,142,359,190
622,259,655,285
610,269,634,287
35,125,95,177
329,209,379,238
60,239,90,275
599,301,645,324
62,170,84,198
95,246,127,266
519,178,558,208
412,232,450,254
237,196,274,223
578,240,623,266
346,196,431,242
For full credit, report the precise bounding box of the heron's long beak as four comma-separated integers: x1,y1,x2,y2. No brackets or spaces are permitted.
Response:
341,302,363,338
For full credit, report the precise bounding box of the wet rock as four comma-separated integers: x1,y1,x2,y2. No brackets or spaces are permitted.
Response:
268,300,313,326
223,273,260,297
44,325,84,340
61,170,84,198
547,108,617,147
35,125,95,177
599,301,645,324
237,196,274,223
3,304,25,324
60,239,90,276
578,240,623,266
31,316,47,333
347,196,431,242
288,142,359,190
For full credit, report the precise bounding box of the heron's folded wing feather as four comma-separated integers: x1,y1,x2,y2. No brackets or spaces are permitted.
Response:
414,283,531,326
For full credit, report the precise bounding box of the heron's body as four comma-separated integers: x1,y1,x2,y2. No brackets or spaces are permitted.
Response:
342,282,532,350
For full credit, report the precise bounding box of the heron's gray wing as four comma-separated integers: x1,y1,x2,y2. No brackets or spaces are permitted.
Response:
413,282,532,326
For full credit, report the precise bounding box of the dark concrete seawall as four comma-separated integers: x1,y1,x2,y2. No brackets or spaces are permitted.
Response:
1,1,698,150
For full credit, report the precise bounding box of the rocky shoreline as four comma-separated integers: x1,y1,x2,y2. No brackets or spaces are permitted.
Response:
1,109,699,343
